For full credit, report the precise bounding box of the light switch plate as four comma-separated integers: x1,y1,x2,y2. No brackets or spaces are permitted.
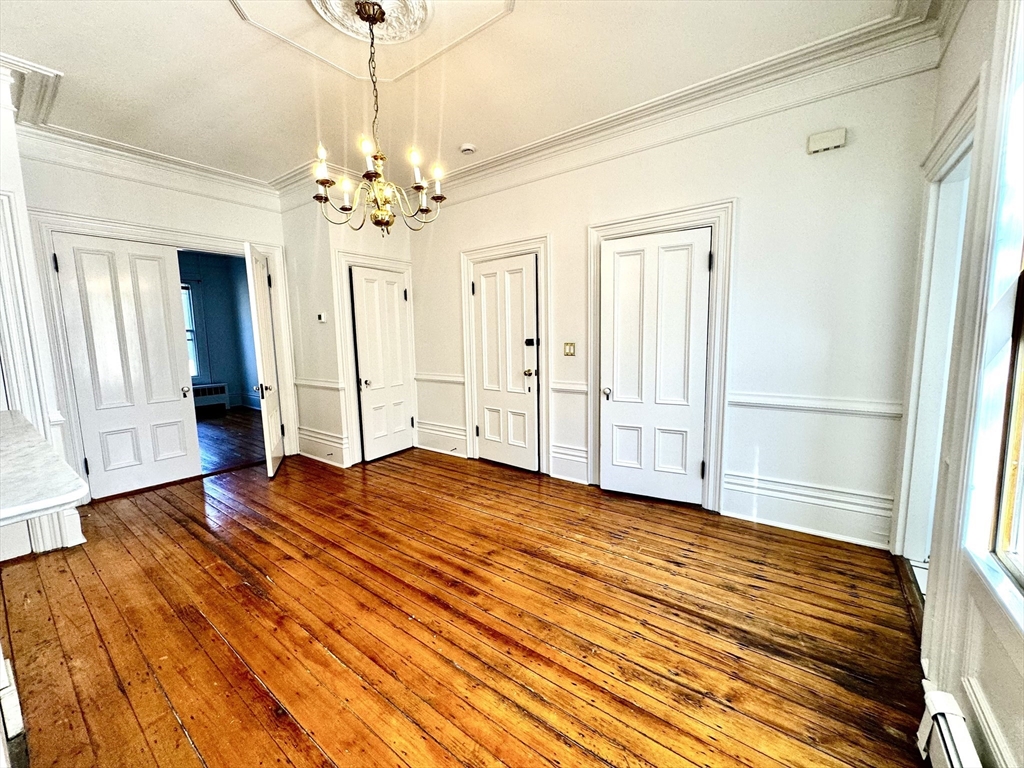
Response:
564,342,576,356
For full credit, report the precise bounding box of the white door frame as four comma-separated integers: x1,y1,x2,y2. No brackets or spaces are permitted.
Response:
332,250,417,467
891,80,978,556
30,209,299,487
588,200,735,510
461,236,551,475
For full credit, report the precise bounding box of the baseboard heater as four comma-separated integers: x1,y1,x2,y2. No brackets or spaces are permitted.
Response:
918,686,982,768
193,383,230,408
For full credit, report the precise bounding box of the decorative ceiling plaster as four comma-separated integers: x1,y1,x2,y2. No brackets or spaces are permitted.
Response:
230,0,513,82
309,0,432,44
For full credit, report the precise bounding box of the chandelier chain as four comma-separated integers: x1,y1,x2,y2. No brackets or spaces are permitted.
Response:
368,20,380,152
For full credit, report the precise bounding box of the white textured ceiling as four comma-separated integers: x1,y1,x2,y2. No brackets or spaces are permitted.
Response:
0,0,903,183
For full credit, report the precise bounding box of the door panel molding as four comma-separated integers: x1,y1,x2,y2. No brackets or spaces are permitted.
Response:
461,236,551,475
588,199,735,510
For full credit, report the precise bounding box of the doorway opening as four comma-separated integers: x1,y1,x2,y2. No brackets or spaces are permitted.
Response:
178,251,265,475
896,149,972,600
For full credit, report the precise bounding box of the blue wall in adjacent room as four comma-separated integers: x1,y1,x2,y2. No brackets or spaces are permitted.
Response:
178,251,261,410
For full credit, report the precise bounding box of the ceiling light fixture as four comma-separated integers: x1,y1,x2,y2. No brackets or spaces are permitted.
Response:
313,0,444,235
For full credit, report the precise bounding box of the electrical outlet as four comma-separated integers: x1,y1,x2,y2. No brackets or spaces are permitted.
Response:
564,342,576,356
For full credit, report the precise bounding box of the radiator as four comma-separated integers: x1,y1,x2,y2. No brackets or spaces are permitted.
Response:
193,383,230,408
918,687,982,768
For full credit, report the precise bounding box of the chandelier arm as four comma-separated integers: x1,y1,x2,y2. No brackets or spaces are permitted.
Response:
416,202,443,224
319,202,354,226
393,186,420,218
347,204,369,232
398,209,428,231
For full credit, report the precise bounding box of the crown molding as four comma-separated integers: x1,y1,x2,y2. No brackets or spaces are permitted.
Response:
4,3,940,217
444,12,940,195
935,0,970,64
0,53,63,125
15,124,281,213
921,76,977,179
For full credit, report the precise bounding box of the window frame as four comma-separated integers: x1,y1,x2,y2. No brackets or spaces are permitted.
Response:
994,265,1024,588
180,282,201,380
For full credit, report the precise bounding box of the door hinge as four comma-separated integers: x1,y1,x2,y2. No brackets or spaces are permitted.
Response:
280,423,285,436
404,288,408,301
700,460,706,479
267,274,273,288
475,425,479,437
52,253,59,272
471,281,475,295
83,457,90,476
410,416,415,427
708,250,713,271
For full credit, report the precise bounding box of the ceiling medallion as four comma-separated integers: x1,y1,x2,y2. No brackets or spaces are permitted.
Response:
309,0,431,43
314,1,445,235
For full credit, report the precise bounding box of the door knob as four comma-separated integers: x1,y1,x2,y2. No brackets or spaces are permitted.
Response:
181,386,190,398
364,379,372,388
602,387,611,400
264,384,273,392
524,369,534,377
253,385,260,392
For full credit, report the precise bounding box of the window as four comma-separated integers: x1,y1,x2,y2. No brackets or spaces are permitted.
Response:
996,271,1024,586
967,19,1024,590
181,283,200,378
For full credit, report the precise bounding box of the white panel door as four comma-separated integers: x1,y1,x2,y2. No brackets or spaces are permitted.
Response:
244,243,284,476
54,233,201,498
600,228,711,503
473,253,539,471
350,265,415,461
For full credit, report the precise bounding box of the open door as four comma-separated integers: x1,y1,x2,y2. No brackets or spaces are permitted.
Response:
53,233,202,497
244,243,284,476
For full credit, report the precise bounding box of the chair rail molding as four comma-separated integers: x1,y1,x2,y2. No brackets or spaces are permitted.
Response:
550,380,588,394
727,392,904,419
415,373,466,385
588,200,735,511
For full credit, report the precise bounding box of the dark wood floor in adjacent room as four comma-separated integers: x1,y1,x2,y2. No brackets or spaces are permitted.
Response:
0,450,925,768
196,406,265,474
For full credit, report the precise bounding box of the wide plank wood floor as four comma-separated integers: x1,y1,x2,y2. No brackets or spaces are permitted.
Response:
1,450,924,767
196,406,265,474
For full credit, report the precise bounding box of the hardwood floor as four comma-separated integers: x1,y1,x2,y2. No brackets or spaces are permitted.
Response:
196,406,265,474
0,450,924,767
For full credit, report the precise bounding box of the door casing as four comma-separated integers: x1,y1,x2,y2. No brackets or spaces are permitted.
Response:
31,211,299,492
461,236,551,474
332,251,417,467
588,200,735,510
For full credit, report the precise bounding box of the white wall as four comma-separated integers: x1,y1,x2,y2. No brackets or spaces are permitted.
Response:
411,62,937,548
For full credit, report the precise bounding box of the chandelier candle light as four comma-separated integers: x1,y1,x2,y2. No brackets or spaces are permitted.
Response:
313,0,445,234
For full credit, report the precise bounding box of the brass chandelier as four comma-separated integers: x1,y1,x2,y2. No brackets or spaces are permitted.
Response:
313,0,445,235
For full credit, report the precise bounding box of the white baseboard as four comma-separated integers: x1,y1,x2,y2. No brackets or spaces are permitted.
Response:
721,483,891,548
550,443,588,484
